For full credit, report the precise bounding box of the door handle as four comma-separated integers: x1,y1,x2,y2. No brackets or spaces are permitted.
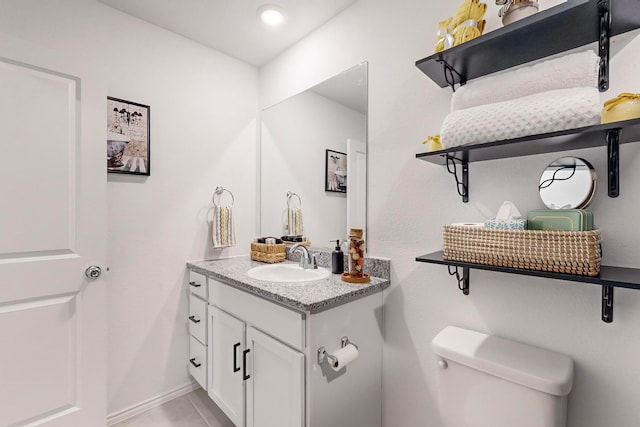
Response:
188,281,202,288
189,358,201,368
233,342,241,373
242,348,251,381
85,265,102,279
188,315,200,323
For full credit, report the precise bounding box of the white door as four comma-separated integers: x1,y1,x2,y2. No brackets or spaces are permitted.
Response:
347,138,366,233
246,327,304,427
0,35,106,426
209,306,246,427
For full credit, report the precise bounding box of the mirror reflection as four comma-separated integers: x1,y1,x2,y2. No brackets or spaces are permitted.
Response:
539,157,597,209
260,63,368,248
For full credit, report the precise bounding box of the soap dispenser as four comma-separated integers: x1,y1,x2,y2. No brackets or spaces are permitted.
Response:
331,240,344,274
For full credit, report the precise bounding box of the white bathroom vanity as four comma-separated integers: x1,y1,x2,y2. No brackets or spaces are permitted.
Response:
187,256,390,427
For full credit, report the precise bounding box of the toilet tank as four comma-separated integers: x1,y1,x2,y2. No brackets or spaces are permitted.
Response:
432,326,573,427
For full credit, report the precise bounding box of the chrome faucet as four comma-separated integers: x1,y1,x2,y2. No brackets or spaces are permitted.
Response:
290,243,318,270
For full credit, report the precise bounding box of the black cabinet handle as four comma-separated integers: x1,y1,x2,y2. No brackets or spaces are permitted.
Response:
188,315,200,323
233,342,241,373
242,348,251,381
189,281,202,288
189,358,201,368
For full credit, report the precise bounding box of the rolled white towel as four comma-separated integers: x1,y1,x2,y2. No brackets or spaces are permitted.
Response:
441,87,601,149
451,51,600,111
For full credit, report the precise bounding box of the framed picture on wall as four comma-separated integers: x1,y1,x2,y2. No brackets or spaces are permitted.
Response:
325,149,347,193
107,97,150,176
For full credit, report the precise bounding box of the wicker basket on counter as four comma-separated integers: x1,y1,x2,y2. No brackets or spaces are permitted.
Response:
250,242,286,263
443,225,602,276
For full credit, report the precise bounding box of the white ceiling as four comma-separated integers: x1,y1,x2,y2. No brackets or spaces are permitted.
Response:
98,0,357,67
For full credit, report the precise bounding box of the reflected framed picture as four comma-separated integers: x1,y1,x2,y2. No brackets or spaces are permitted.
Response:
325,149,347,193
107,97,150,176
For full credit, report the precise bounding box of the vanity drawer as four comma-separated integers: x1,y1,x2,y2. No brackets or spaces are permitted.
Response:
188,271,207,300
209,278,305,350
189,294,207,344
189,336,207,390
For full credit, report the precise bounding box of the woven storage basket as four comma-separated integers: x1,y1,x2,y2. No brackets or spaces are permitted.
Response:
250,242,286,263
443,225,602,276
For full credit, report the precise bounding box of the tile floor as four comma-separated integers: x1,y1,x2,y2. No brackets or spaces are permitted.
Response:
113,388,235,427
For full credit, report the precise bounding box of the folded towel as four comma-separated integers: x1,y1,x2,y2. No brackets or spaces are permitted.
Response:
256,236,283,244
451,51,600,111
212,206,236,248
441,87,601,149
287,208,303,236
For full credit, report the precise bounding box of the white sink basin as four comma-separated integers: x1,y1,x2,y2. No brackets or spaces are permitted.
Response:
247,263,331,283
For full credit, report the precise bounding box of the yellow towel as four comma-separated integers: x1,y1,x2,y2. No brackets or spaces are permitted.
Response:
435,0,487,52
212,206,236,248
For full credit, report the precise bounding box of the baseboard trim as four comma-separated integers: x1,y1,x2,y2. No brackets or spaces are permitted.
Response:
107,382,200,426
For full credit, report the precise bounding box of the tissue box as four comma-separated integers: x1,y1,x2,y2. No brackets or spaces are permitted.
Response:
484,218,527,230
527,209,594,231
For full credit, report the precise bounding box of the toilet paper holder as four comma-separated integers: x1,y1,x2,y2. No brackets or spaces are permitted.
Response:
317,336,358,365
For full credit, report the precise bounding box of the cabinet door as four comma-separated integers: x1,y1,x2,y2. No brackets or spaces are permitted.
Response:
209,305,246,427
246,327,304,427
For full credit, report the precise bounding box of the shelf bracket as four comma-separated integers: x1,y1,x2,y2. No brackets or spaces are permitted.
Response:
446,155,469,203
607,129,620,197
597,0,611,92
448,265,470,295
437,59,466,92
602,285,614,323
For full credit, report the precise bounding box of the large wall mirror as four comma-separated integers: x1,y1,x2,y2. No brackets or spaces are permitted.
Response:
260,62,368,249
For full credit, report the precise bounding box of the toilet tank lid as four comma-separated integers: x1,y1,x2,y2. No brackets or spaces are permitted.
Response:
432,326,573,396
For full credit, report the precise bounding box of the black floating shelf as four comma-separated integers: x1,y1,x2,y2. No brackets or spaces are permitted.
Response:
415,118,640,165
416,251,640,290
416,0,640,88
416,251,640,322
417,119,640,201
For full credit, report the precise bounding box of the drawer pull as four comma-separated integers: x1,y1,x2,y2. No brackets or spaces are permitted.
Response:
233,342,241,373
189,281,202,288
242,348,251,381
189,358,201,368
188,315,201,323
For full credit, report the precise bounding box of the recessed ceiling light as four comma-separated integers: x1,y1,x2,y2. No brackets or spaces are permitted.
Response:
257,4,286,26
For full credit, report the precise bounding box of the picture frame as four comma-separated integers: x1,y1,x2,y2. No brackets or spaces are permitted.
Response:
107,97,150,176
325,149,347,193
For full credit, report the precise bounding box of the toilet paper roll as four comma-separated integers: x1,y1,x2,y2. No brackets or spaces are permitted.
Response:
330,344,359,371
450,222,484,227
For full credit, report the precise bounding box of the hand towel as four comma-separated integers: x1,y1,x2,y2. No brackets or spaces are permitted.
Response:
287,207,303,236
212,205,236,248
451,51,600,111
441,87,601,149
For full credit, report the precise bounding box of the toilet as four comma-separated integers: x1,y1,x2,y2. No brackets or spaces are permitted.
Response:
432,326,574,427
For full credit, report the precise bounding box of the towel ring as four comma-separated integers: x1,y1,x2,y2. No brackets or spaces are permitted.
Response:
287,191,301,209
212,186,234,207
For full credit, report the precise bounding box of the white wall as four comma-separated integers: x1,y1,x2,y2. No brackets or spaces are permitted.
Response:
261,90,365,244
0,0,259,416
261,1,640,426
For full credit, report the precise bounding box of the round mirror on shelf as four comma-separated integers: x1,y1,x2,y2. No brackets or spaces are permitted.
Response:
538,157,597,209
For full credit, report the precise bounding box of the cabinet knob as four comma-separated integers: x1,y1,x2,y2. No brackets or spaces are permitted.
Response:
189,358,201,368
189,281,202,288
188,315,201,324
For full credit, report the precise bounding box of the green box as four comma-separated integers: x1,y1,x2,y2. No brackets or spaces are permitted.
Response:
527,209,594,231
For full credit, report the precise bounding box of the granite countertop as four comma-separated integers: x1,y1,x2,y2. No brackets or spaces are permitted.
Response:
187,256,390,313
